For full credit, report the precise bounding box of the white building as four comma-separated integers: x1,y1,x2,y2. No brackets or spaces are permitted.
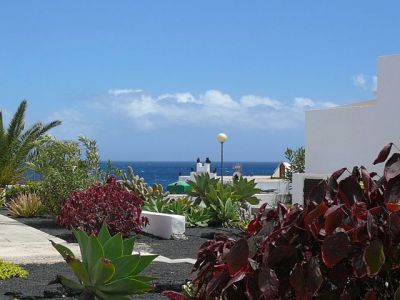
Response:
293,55,400,204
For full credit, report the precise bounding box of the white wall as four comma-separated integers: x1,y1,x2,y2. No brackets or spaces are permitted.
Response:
306,55,400,176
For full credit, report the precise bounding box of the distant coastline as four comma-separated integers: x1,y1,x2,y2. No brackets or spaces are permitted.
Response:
101,161,280,187
26,161,280,188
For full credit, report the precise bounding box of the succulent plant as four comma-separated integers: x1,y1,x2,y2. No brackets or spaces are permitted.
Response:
121,166,166,201
51,223,157,300
185,207,212,227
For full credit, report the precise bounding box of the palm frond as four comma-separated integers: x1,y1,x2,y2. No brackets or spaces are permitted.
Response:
7,100,27,145
0,100,61,186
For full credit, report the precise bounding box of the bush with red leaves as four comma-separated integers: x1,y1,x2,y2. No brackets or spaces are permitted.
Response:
163,143,400,300
56,176,147,236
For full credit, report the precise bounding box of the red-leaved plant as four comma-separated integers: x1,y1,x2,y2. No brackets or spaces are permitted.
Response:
163,143,400,299
56,176,147,236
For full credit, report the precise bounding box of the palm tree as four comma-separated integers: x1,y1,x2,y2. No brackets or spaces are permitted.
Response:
0,100,61,186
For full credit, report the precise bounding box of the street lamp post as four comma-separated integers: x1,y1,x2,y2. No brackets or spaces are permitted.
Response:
217,133,228,186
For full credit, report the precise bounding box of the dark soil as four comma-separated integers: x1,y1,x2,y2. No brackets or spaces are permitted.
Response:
0,262,192,299
136,226,244,259
0,210,245,299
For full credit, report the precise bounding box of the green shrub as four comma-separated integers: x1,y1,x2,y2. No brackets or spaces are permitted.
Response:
284,146,305,183
0,259,28,280
28,135,100,215
6,192,46,218
51,223,156,299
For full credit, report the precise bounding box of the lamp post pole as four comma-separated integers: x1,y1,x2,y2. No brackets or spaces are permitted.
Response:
217,133,228,186
220,141,224,185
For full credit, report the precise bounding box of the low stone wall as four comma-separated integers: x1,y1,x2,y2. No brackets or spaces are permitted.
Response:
142,211,185,239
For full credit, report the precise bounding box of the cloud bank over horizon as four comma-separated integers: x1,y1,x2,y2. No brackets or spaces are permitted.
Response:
2,89,337,160
82,88,337,131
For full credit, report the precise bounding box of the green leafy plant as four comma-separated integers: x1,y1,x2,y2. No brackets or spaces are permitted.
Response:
205,185,241,226
232,176,261,207
0,259,28,280
284,146,305,183
0,100,61,186
51,223,157,300
29,135,100,215
188,174,260,227
188,173,220,206
185,207,212,227
142,196,169,213
6,192,46,217
166,198,192,215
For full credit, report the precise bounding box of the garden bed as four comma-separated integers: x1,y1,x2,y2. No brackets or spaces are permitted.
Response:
0,262,192,299
0,210,245,299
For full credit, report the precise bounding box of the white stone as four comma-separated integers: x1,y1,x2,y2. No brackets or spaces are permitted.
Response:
142,211,185,240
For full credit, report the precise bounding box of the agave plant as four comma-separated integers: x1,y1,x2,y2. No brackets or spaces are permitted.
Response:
51,223,157,300
205,185,241,226
232,176,261,207
187,173,220,205
186,207,212,227
0,100,61,186
142,196,170,213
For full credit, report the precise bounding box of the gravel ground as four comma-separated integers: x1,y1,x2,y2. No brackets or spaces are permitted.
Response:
0,262,192,299
0,210,245,260
0,210,244,299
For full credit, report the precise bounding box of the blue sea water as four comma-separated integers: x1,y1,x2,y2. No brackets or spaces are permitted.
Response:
105,161,279,187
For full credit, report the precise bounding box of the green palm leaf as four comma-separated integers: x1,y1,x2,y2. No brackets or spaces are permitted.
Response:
0,100,61,186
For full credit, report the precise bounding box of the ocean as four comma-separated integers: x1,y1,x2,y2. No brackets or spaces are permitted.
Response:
106,161,279,187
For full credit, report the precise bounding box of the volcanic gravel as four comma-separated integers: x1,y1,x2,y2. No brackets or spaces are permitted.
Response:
0,262,192,299
0,210,244,299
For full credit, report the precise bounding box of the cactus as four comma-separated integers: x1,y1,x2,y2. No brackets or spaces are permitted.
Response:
51,223,157,300
121,166,167,201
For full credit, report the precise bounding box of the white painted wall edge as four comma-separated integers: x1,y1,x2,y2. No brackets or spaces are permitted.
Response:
292,173,330,206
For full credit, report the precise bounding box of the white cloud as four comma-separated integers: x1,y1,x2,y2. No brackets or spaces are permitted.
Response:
200,90,239,109
240,95,282,109
353,73,367,89
92,89,337,130
108,88,143,96
45,87,338,137
352,74,377,92
158,92,199,104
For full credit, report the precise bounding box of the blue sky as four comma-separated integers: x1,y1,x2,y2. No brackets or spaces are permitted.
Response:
0,1,399,162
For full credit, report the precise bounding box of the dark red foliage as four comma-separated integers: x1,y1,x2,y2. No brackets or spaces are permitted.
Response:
56,177,147,236
373,143,393,165
164,143,400,300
